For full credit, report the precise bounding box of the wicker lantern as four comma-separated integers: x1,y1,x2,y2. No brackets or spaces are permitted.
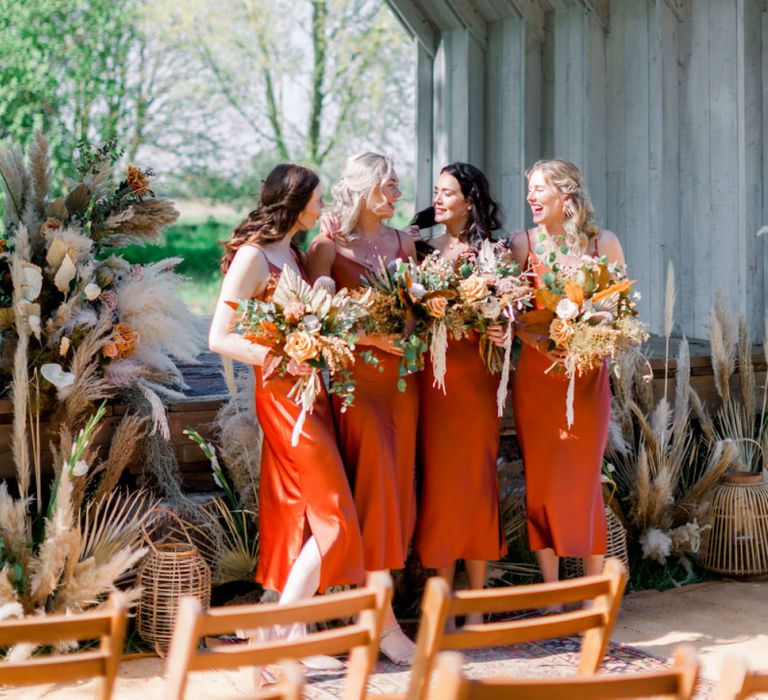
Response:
562,505,629,579
136,540,212,653
701,472,768,577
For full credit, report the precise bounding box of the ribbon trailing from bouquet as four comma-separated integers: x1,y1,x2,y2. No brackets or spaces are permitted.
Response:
430,319,448,394
287,370,322,446
496,307,515,417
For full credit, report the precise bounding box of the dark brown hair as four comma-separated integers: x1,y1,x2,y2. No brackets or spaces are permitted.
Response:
441,162,502,248
220,163,320,273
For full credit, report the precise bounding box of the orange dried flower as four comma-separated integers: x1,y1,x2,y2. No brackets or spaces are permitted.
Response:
126,165,150,196
564,279,585,306
112,322,139,358
591,279,635,302
103,342,119,359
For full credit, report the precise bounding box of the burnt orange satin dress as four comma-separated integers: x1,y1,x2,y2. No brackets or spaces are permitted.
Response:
329,238,419,571
253,263,365,593
415,333,507,568
511,233,608,557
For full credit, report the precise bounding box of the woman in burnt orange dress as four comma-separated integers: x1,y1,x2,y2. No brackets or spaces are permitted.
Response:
508,159,626,588
307,152,418,665
209,164,364,666
411,163,507,621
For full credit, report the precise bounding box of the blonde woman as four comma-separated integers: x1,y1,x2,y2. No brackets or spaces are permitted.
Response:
307,152,418,665
507,159,625,592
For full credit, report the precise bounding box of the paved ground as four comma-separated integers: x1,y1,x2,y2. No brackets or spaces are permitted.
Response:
6,579,767,698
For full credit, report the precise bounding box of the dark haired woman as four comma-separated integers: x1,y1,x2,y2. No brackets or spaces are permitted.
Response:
413,162,507,618
209,164,364,665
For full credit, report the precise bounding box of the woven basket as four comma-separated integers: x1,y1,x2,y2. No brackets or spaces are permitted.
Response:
701,473,768,576
562,505,629,579
136,515,212,653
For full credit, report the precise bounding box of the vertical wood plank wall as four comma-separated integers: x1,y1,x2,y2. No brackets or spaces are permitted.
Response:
390,0,767,338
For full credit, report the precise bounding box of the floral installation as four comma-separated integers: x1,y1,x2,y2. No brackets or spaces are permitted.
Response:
228,266,374,445
521,240,648,426
0,132,196,633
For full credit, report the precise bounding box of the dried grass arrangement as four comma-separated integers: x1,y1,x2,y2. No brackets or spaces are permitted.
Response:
0,134,198,645
604,263,756,577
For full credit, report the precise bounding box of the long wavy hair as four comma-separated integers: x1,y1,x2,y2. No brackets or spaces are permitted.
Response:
220,163,319,273
331,152,395,243
526,159,598,254
440,162,502,248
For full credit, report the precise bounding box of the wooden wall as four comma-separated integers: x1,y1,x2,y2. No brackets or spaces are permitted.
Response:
388,0,768,340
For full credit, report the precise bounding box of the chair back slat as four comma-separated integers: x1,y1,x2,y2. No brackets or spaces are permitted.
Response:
0,592,128,700
406,558,627,700
440,609,607,650
448,578,611,615
197,589,377,634
427,646,699,700
186,626,371,671
164,571,393,700
712,656,768,700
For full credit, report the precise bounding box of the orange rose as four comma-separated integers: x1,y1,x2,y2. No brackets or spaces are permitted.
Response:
113,322,139,358
284,331,319,363
549,318,575,348
459,275,489,302
425,296,447,318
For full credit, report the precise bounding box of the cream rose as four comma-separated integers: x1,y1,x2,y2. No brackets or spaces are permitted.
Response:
555,297,580,321
478,296,501,320
549,317,575,347
425,296,447,318
459,275,490,302
284,331,320,363
408,282,426,300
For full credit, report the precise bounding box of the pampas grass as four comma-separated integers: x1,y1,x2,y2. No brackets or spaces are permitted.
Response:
709,290,736,408
28,131,50,221
92,414,150,502
100,199,180,247
663,261,676,402
213,369,261,513
116,258,202,363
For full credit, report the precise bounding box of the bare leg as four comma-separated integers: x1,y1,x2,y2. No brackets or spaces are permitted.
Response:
464,559,486,625
278,536,343,670
582,554,604,577
378,570,416,666
535,548,563,613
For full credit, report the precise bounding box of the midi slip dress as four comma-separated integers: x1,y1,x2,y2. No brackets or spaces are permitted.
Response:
414,331,507,567
329,232,419,571
511,231,608,557
253,255,365,592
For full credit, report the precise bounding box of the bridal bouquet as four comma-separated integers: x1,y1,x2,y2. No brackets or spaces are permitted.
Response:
229,266,372,445
358,257,433,392
526,253,648,425
444,240,533,414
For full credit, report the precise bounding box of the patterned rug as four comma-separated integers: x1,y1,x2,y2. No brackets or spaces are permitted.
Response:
296,636,699,698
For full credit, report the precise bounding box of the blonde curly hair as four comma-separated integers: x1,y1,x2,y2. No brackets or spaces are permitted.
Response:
331,152,395,243
526,159,599,254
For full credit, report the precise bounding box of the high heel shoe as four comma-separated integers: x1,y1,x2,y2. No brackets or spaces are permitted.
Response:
379,624,416,666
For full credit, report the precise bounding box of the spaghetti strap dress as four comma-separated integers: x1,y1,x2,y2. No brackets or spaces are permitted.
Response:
414,329,507,568
328,232,419,571
511,231,608,557
253,257,365,593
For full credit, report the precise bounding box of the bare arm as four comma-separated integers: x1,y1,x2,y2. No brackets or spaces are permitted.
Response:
305,232,337,282
208,246,273,367
397,228,418,262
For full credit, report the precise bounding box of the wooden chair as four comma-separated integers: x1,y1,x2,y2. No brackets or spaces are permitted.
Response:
425,646,699,699
711,655,768,700
164,571,393,700
402,557,627,700
0,592,129,700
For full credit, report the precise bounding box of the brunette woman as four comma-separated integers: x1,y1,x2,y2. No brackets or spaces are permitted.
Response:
507,159,625,591
307,152,418,665
209,164,364,665
412,163,507,622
